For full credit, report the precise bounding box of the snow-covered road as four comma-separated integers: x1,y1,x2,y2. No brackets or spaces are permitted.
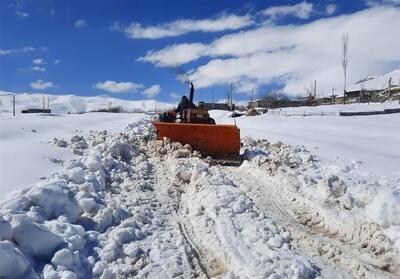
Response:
0,118,399,278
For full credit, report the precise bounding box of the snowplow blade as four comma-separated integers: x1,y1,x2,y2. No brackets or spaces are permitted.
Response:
152,122,240,157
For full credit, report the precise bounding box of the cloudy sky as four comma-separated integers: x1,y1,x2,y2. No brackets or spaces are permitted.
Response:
1,0,400,102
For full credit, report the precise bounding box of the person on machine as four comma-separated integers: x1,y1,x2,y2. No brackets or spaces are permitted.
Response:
175,95,195,113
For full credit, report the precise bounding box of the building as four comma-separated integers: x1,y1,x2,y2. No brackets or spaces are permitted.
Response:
198,102,232,111
248,98,308,109
345,85,400,103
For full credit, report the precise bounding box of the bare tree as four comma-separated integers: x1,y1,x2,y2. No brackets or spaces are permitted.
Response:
304,82,316,105
342,33,349,104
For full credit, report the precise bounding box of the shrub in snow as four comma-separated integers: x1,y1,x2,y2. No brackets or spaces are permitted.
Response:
11,215,65,260
52,137,68,148
0,240,33,278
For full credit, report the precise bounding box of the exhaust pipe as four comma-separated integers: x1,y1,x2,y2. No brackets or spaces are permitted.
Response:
189,82,194,104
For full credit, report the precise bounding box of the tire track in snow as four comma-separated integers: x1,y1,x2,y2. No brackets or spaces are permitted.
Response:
145,154,209,278
220,165,397,279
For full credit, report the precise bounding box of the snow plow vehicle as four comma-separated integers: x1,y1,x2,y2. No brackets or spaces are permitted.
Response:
152,83,241,164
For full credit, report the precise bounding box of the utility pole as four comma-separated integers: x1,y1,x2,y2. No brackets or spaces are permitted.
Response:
331,87,335,104
230,83,233,111
342,33,349,104
12,95,15,116
47,96,50,109
313,80,317,105
314,80,317,97
388,77,392,101
251,88,254,108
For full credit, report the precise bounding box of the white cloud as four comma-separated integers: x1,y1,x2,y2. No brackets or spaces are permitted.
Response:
365,0,400,6
0,47,35,56
142,85,161,98
170,93,181,99
326,4,337,15
54,59,60,64
138,43,208,67
261,1,313,20
123,14,253,39
30,80,55,90
15,11,29,18
94,80,143,93
31,66,46,72
141,6,400,97
33,58,44,65
75,19,87,28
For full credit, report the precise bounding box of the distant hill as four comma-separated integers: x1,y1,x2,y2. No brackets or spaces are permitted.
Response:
0,92,174,114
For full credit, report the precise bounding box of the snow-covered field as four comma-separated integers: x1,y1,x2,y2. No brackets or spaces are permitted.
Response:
0,99,399,278
211,102,400,177
0,113,144,195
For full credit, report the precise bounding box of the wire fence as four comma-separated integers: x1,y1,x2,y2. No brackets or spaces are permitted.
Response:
267,110,337,117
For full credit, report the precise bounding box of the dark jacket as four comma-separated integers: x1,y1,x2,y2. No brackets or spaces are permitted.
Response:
176,96,195,113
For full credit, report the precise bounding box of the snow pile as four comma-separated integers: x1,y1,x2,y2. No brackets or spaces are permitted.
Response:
0,119,162,278
52,134,89,155
1,115,399,277
241,138,400,274
0,112,144,195
147,138,318,278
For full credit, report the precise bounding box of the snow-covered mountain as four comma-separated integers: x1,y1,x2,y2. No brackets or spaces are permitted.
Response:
0,92,174,114
348,69,400,91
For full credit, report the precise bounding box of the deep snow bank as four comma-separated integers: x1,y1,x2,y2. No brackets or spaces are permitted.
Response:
241,138,400,275
0,119,157,278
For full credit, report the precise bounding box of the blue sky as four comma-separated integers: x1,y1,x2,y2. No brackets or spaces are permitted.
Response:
1,0,399,103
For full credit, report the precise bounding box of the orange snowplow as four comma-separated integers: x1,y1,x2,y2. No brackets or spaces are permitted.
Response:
152,83,241,164
152,122,240,157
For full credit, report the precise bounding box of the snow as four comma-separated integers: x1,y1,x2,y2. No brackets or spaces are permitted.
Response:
0,240,33,278
347,69,400,91
0,96,400,277
11,215,64,260
210,102,400,177
0,92,174,114
0,112,144,195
